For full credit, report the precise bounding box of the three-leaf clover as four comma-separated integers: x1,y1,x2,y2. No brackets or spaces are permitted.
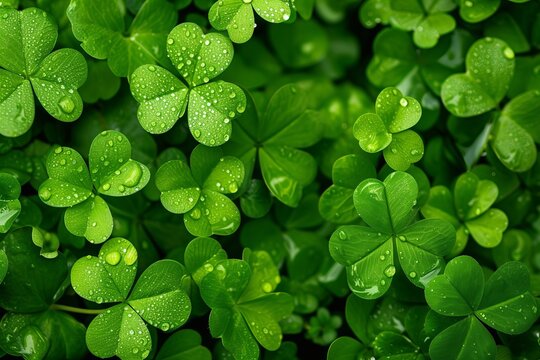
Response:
0,173,21,233
209,0,291,43
353,87,424,171
156,144,245,237
200,250,294,360
70,238,191,360
38,130,150,243
425,256,538,359
421,171,509,253
130,22,247,146
67,0,178,77
329,171,455,299
0,7,87,137
224,84,323,207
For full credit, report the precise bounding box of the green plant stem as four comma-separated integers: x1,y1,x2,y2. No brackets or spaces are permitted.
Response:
50,304,106,315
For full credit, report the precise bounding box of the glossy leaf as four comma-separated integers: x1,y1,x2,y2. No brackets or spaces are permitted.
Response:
0,172,21,233
441,37,514,117
155,329,211,360
70,238,138,304
64,195,113,244
89,130,151,196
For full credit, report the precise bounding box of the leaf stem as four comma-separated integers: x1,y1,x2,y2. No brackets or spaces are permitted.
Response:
50,304,106,315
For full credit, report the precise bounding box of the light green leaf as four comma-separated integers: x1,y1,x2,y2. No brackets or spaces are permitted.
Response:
188,81,246,146
0,70,34,137
30,49,87,122
89,130,151,196
441,37,514,117
252,0,291,23
200,259,250,308
128,260,191,332
184,189,241,236
38,145,92,208
64,195,113,244
70,238,138,304
353,113,392,153
208,0,255,44
167,22,234,87
454,172,498,220
156,160,201,214
382,130,424,171
184,236,228,285
130,64,189,134
31,227,60,258
0,7,57,75
86,303,152,360
413,13,456,49
465,209,508,248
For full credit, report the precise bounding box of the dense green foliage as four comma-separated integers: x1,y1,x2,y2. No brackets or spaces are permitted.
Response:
0,0,540,359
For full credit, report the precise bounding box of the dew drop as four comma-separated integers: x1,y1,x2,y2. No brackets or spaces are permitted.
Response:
58,96,75,114
105,251,121,265
124,245,138,266
503,47,514,59
384,265,396,278
39,188,51,201
190,208,201,220
399,98,408,107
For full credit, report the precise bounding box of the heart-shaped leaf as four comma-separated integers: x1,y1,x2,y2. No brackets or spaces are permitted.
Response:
454,172,498,220
0,70,34,137
382,130,424,171
458,0,500,23
70,237,138,304
30,49,87,122
38,145,92,207
441,37,514,117
128,260,192,332
425,255,484,316
354,171,418,234
184,236,228,285
63,195,113,244
465,208,507,247
476,261,538,334
167,22,234,87
89,130,151,196
86,303,152,360
130,64,189,134
0,172,21,233
188,80,246,146
156,160,201,214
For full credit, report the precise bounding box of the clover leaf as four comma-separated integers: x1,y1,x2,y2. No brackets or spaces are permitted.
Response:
0,172,21,233
155,329,212,360
441,37,514,117
200,251,294,360
0,7,87,138
224,84,323,207
458,0,500,23
319,154,376,224
130,22,247,146
156,144,244,237
209,0,291,44
67,0,178,77
329,171,455,299
421,172,509,253
71,238,192,360
38,130,150,243
425,256,538,360
353,87,424,171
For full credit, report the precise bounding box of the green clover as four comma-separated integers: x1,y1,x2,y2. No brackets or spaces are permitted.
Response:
0,173,21,233
421,171,509,254
38,130,150,243
67,0,178,77
353,87,424,171
209,0,291,43
71,238,192,360
130,22,247,147
329,171,455,299
0,7,87,137
426,256,538,359
155,144,244,237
